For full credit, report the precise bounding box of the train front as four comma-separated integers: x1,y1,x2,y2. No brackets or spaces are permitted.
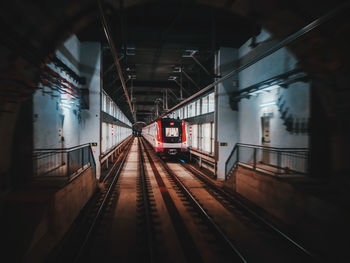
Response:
155,119,188,155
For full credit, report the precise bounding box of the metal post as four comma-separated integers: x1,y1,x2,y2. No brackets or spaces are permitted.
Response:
253,148,257,170
165,89,168,110
277,151,281,174
173,79,190,96
180,84,183,100
67,152,70,177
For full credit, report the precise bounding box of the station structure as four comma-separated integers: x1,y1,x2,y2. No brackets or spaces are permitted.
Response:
0,1,349,262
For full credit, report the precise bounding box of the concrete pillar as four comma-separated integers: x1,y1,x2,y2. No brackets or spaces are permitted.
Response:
79,42,101,179
216,47,239,180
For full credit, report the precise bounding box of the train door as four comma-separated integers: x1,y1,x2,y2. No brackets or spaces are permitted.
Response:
261,116,270,163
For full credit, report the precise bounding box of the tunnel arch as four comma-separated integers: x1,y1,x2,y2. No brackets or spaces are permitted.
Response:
0,0,349,189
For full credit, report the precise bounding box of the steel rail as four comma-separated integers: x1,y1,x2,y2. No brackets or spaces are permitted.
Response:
155,0,350,121
141,139,203,262
138,138,155,262
97,0,134,122
73,138,134,263
101,136,133,183
141,139,247,262
180,162,319,261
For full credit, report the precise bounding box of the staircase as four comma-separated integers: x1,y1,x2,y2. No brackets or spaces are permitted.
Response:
276,87,309,134
225,143,309,180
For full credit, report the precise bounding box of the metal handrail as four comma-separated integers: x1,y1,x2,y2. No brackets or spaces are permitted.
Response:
34,143,91,153
100,135,132,163
225,143,309,179
33,144,96,180
235,143,308,151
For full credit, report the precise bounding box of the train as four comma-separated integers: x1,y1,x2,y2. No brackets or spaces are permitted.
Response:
142,118,188,155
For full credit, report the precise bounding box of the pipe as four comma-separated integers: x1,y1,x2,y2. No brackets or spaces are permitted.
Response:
155,0,350,121
97,0,134,122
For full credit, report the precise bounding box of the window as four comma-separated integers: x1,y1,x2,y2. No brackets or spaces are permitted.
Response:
166,127,179,137
202,123,211,152
183,107,187,119
208,92,215,112
102,93,106,112
202,96,208,114
211,122,215,154
192,124,198,149
188,104,193,117
195,100,201,116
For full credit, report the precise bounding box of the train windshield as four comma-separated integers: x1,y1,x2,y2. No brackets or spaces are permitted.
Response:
165,127,179,137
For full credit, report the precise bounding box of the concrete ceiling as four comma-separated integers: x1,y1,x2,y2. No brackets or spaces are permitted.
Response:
76,2,260,122
1,0,349,124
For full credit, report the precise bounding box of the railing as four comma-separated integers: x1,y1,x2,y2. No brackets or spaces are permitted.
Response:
225,143,309,179
33,144,96,181
188,147,216,175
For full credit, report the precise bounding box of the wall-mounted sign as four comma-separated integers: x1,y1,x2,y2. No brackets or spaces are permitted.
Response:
220,142,228,146
90,142,98,146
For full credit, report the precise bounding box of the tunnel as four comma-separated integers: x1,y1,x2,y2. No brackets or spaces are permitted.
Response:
0,0,350,262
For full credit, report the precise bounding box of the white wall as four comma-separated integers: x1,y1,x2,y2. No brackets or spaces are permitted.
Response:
216,29,310,179
237,29,309,148
33,36,102,178
33,35,81,149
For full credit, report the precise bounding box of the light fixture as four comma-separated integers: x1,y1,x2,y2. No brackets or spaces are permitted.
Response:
173,66,182,73
260,101,276,107
250,84,280,96
182,48,198,58
128,74,136,80
168,75,178,81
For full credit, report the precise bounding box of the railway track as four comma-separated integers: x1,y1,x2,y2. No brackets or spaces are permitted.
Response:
178,160,318,260
48,137,320,262
47,138,134,262
140,138,247,262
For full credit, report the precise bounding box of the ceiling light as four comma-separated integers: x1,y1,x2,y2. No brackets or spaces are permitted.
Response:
173,66,182,73
182,48,198,57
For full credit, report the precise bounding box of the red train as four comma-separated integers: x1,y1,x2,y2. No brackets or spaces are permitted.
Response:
142,118,188,155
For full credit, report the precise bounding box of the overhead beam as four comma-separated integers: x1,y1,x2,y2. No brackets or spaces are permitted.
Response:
98,0,134,122
132,80,178,89
135,101,157,106
136,110,153,113
153,2,350,122
134,91,163,96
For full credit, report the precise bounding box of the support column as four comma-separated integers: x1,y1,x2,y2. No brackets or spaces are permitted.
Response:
216,47,239,180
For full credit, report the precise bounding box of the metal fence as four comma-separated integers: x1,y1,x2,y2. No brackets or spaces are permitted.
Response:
33,144,96,180
225,143,309,179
